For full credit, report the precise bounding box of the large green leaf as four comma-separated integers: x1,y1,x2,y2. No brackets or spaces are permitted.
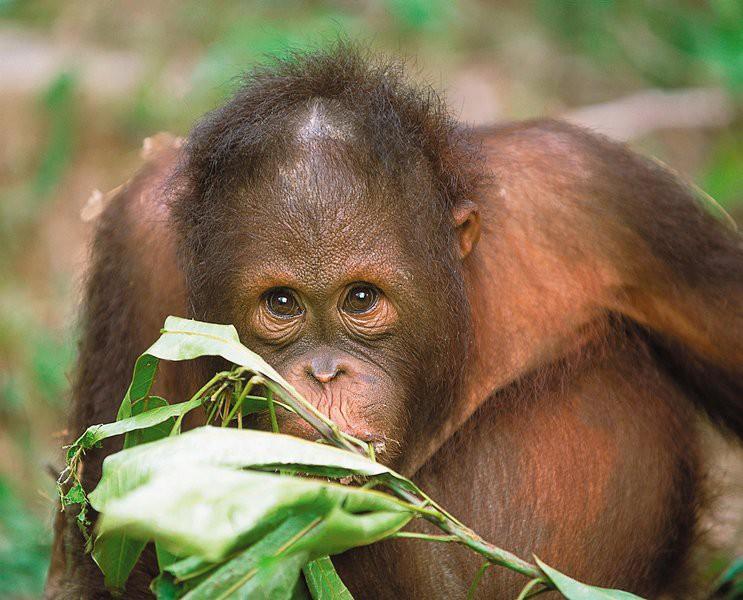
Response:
535,557,643,599
303,556,353,600
90,426,415,507
95,466,414,562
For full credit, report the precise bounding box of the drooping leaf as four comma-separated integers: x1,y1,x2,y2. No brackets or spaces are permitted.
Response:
93,393,176,592
124,396,174,449
535,557,643,599
83,368,192,590
69,396,203,460
303,556,354,600
95,466,414,562
91,531,147,593
151,571,182,600
156,542,180,572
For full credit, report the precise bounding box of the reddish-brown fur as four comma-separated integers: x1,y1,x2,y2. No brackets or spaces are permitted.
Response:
46,48,742,599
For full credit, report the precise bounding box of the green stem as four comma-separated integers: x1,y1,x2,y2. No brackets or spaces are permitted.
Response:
223,376,262,425
390,532,459,543
267,389,279,433
171,371,230,434
466,561,491,600
442,520,542,580
516,578,547,600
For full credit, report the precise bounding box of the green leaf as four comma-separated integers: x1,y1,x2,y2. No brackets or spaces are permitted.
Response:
114,316,280,425
70,396,203,456
303,556,353,600
90,426,414,508
226,550,310,600
150,317,285,384
535,557,643,599
181,513,320,599
151,571,182,600
152,566,212,599
711,556,743,599
91,531,147,593
117,353,160,420
62,483,86,506
124,396,174,449
165,555,218,582
95,466,414,562
156,542,180,571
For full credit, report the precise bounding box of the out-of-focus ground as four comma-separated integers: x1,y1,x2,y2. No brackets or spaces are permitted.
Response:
0,1,741,597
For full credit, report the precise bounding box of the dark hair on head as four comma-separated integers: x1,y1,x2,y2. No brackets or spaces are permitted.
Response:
172,41,482,224
170,41,483,320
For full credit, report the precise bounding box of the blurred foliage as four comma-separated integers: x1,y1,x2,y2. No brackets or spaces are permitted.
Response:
703,133,743,210
0,72,77,264
536,0,743,91
0,477,50,598
0,1,740,596
34,73,76,198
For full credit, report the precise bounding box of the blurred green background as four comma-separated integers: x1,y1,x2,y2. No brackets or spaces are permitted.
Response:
0,1,741,597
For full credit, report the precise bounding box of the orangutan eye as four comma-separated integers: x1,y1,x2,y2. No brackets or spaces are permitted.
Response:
343,284,379,314
264,288,304,319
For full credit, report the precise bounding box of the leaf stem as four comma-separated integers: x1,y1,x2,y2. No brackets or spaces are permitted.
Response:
516,577,548,600
466,561,491,600
267,389,279,433
390,532,459,543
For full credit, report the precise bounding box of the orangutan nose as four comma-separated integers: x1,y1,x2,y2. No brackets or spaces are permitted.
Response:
307,356,344,384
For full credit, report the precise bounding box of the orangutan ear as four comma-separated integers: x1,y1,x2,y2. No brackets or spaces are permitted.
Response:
452,199,481,259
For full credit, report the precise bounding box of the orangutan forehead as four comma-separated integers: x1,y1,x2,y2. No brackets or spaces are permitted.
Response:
233,97,442,234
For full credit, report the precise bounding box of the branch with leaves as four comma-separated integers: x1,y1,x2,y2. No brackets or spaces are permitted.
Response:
57,317,644,599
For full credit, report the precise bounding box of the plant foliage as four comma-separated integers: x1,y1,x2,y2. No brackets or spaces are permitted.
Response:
57,317,644,599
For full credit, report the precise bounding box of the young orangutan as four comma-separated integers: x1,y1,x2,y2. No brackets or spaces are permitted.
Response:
46,46,742,598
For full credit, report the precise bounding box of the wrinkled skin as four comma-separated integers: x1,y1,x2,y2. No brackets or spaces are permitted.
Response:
46,49,742,599
206,141,471,468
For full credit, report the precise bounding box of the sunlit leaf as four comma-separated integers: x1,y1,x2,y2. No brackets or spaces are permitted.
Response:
95,466,414,562
91,426,415,506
